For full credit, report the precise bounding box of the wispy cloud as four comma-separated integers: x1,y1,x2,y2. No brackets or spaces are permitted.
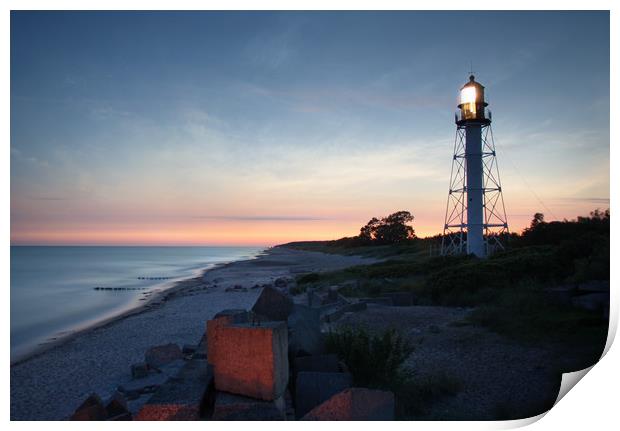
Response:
194,215,330,221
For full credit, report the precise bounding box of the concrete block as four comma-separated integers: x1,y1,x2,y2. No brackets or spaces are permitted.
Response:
213,321,289,401
294,354,340,380
206,309,250,365
302,388,395,421
70,393,107,420
135,359,213,420
145,343,184,369
252,286,293,321
288,304,324,356
212,392,286,420
295,372,352,419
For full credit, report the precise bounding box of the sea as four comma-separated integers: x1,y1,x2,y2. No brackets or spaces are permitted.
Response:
10,246,264,362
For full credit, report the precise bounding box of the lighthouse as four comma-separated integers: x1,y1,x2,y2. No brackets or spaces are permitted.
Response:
441,75,509,258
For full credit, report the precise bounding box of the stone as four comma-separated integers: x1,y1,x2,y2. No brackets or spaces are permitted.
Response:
135,359,213,420
295,372,352,418
105,392,132,420
206,309,251,365
212,391,286,420
212,321,289,401
384,292,415,306
131,363,149,379
70,393,107,421
302,388,395,421
288,304,324,356
145,343,184,369
252,286,293,321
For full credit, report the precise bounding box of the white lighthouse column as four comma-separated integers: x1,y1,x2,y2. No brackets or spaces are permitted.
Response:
465,124,485,257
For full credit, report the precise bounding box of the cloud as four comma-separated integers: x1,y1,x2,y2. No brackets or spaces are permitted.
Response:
194,215,330,221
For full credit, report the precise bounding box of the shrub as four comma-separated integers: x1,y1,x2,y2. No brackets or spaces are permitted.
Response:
325,327,413,388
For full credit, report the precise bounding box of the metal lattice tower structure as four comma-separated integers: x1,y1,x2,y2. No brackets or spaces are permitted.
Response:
441,75,509,257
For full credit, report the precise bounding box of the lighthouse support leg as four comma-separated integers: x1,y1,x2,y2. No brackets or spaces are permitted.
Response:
465,124,485,257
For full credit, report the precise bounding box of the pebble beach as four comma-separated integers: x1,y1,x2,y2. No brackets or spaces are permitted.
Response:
10,247,375,420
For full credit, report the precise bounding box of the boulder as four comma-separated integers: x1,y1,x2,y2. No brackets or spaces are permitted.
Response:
70,393,107,421
206,309,251,365
288,304,324,356
252,286,293,321
145,343,184,369
212,321,289,401
295,372,352,419
135,359,213,420
212,392,286,420
302,388,395,421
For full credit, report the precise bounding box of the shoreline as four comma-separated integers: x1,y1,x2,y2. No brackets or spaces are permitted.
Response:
11,246,377,420
10,248,268,366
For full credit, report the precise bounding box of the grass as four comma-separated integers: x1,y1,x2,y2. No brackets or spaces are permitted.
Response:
324,326,463,418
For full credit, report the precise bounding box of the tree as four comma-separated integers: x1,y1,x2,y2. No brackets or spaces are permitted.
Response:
359,211,415,244
530,212,545,229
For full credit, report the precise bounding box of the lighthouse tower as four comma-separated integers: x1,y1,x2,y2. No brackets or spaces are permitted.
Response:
441,75,509,258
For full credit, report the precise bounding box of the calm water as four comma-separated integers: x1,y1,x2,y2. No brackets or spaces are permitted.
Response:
10,246,263,361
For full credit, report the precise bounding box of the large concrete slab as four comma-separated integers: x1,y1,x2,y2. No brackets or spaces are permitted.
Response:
206,309,251,365
213,321,289,401
252,286,293,321
288,304,324,356
212,391,286,420
295,371,352,419
302,388,395,421
134,359,213,420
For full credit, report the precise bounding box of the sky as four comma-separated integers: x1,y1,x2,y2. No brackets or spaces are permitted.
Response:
10,11,610,246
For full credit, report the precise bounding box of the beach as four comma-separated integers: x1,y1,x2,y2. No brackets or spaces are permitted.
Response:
10,246,375,420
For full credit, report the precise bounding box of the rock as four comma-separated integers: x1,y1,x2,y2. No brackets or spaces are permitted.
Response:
145,343,184,369
70,393,107,420
135,359,213,420
212,392,286,420
212,321,289,401
302,388,395,420
288,304,324,356
131,363,149,379
384,292,415,306
206,309,251,365
105,392,132,420
295,372,352,418
251,286,293,321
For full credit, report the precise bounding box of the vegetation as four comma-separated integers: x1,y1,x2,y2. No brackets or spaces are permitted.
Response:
325,326,461,418
289,209,609,345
